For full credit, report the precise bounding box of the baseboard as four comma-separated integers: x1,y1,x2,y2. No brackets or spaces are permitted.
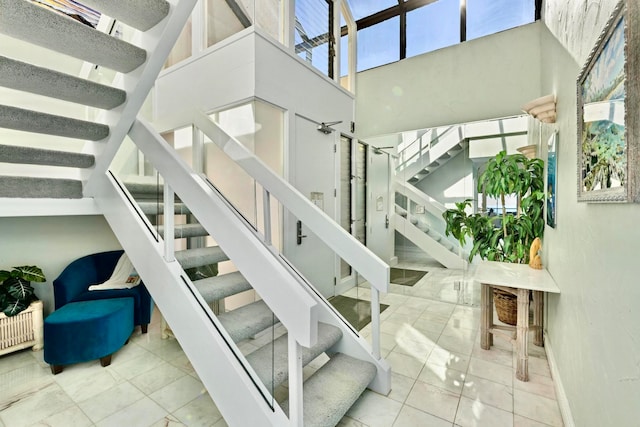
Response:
544,335,576,427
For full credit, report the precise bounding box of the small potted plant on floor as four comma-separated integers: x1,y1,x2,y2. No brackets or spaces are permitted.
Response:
443,150,544,324
0,266,46,316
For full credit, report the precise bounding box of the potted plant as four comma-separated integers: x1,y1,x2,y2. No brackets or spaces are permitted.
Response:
0,266,46,316
443,150,544,324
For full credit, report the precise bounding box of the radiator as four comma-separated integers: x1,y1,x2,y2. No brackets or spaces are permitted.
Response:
0,300,44,356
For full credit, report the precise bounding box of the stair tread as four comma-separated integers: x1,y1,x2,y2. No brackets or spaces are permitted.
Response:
193,271,252,303
123,177,164,196
0,176,83,198
0,56,126,110
175,246,229,270
218,300,277,343
157,223,209,239
138,201,190,215
246,323,343,391
0,144,94,168
0,0,146,73
0,105,109,141
79,0,170,32
281,353,377,427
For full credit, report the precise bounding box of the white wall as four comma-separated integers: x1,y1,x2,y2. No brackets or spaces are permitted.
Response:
414,148,473,209
539,1,640,425
356,22,543,138
0,216,120,316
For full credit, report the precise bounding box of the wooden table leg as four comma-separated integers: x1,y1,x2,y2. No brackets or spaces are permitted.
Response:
532,290,544,347
516,288,530,381
481,283,493,349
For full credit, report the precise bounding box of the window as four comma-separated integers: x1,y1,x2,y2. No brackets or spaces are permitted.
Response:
357,17,399,72
295,0,332,77
466,0,534,40
347,0,537,72
406,0,459,58
347,0,397,20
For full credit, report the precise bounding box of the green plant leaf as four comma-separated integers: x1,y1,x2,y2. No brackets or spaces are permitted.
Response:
3,298,28,317
5,277,35,301
0,270,11,282
10,266,46,282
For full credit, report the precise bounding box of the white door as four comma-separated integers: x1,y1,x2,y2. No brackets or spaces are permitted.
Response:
285,115,337,298
367,148,394,263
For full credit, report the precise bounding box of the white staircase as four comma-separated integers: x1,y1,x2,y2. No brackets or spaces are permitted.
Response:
393,117,529,268
394,124,468,268
394,181,467,269
396,124,467,185
0,2,391,424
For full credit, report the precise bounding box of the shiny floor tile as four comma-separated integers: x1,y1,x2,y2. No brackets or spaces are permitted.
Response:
0,263,565,427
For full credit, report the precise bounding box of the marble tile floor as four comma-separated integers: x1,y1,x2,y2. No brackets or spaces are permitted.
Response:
0,264,563,427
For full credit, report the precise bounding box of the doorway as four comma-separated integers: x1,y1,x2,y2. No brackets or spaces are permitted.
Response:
286,115,337,298
336,137,367,294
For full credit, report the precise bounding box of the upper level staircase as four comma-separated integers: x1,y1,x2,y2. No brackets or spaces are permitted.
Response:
0,1,391,425
397,124,467,186
394,180,467,269
394,125,468,269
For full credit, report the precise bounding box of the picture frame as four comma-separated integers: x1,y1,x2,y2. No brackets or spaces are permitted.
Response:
547,132,557,228
577,0,639,203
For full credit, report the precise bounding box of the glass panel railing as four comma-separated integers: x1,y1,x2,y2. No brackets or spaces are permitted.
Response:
108,142,279,409
164,0,285,69
397,125,458,174
195,113,390,360
295,0,332,77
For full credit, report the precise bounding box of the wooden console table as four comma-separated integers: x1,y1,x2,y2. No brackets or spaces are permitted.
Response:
474,261,560,381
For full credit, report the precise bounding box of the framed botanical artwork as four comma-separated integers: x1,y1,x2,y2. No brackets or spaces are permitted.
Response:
547,132,557,228
577,0,639,202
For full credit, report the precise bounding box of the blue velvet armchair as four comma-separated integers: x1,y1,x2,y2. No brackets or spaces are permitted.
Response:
53,250,153,333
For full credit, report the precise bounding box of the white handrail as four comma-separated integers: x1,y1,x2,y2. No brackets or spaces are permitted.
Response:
397,125,457,171
193,111,390,294
395,180,447,218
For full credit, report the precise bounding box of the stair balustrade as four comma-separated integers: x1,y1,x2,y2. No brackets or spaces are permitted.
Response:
97,115,390,426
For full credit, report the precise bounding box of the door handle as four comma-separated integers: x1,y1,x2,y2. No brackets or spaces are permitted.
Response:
297,220,307,245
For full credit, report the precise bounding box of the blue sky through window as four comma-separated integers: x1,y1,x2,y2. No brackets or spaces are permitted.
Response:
301,1,536,75
466,0,534,40
347,0,397,20
406,0,459,58
357,16,400,72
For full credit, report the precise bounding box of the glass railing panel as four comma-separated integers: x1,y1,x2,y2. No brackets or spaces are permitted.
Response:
255,0,283,43
109,140,279,408
295,0,332,77
206,0,253,47
165,14,193,68
196,116,393,359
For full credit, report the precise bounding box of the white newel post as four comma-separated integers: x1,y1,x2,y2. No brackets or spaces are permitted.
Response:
371,288,381,359
263,188,272,245
288,334,304,426
163,182,175,262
